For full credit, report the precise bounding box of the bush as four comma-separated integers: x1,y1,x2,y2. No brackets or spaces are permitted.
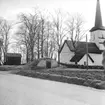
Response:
64,77,85,85
83,79,101,87
94,81,105,89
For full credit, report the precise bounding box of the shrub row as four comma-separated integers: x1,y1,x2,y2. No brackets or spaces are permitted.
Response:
60,63,104,69
15,70,105,90
39,70,105,81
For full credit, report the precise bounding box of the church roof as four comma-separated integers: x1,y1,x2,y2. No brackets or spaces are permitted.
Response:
6,53,22,57
90,0,105,32
70,53,94,63
60,40,103,63
73,41,102,54
60,40,102,63
59,40,102,54
70,54,84,62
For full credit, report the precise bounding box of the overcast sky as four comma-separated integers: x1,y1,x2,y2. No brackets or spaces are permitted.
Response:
0,0,105,32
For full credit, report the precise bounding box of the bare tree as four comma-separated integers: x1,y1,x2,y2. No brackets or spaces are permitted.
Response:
66,14,86,47
35,15,47,59
15,25,30,62
37,29,40,59
66,13,86,64
15,9,87,64
52,10,66,63
0,18,12,62
43,20,53,58
38,13,52,58
40,16,45,58
45,21,51,57
16,11,40,62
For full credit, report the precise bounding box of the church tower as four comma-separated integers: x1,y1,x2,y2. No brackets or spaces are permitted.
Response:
90,0,105,50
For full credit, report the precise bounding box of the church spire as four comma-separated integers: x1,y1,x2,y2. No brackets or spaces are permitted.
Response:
90,0,105,32
95,0,102,27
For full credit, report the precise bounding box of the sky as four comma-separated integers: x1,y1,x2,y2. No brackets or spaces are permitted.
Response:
0,0,105,38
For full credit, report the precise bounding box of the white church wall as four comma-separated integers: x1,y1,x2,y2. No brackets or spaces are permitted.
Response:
60,43,74,64
78,53,103,66
89,53,103,66
90,30,105,50
78,54,93,66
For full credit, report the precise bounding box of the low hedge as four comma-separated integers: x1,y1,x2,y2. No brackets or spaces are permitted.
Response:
39,70,105,81
15,70,105,90
83,79,101,88
94,81,105,89
59,63,104,69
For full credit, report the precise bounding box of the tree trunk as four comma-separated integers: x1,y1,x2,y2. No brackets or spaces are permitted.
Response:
47,38,49,57
58,50,60,66
41,40,43,58
37,33,40,59
26,49,29,63
41,19,44,58
30,48,34,61
47,23,49,58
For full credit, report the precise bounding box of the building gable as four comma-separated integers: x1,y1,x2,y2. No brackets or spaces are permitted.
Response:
61,42,71,53
60,41,74,64
70,53,94,63
78,54,94,65
60,39,103,65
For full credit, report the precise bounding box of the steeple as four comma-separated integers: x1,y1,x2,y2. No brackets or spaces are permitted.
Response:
90,0,105,32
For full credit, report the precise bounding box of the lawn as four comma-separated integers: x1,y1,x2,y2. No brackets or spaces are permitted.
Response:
14,67,105,90
0,65,105,89
36,69,105,81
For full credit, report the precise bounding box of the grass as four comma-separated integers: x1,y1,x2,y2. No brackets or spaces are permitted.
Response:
35,69,105,81
15,68,105,90
0,65,17,71
0,65,105,89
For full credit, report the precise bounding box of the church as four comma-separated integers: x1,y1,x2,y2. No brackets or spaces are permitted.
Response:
60,0,105,66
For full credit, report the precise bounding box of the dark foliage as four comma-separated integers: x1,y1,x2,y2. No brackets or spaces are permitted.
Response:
15,70,105,90
59,63,104,69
